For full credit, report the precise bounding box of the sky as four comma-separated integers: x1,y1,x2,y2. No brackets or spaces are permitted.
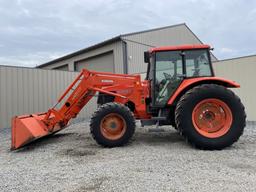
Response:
0,0,256,67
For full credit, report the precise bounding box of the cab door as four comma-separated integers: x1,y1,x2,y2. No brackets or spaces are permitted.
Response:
153,51,184,107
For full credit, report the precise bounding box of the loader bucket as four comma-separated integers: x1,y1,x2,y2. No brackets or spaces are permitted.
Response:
11,113,64,150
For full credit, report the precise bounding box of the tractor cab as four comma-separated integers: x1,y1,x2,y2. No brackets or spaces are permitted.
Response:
144,45,214,108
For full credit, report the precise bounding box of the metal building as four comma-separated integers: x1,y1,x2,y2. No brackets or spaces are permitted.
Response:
213,55,256,121
37,23,217,74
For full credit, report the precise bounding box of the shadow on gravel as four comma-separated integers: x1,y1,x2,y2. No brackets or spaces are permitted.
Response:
13,132,76,153
58,148,97,157
134,130,184,146
12,130,184,153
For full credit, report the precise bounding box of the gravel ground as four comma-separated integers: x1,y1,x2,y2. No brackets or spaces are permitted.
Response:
0,121,256,192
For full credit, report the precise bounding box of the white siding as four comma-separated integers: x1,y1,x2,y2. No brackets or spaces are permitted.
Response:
213,55,256,121
0,66,95,129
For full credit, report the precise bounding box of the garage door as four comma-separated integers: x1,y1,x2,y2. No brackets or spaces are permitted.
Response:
75,51,114,72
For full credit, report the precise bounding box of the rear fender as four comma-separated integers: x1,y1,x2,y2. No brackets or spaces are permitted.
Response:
168,77,240,105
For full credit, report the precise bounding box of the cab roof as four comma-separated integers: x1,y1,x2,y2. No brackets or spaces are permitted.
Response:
149,44,210,53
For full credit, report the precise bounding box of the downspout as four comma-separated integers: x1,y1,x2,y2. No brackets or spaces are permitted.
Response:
121,39,128,74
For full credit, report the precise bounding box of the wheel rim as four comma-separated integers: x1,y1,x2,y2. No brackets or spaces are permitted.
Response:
192,98,233,138
100,113,127,140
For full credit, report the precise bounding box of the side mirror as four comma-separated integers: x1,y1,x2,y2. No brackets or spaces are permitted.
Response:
144,51,150,63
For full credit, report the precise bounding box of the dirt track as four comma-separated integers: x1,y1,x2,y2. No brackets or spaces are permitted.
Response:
0,121,256,192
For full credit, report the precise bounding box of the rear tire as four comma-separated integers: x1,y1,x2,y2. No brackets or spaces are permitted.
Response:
175,84,246,150
90,102,135,147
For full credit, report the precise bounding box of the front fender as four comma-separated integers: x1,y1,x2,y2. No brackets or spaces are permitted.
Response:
168,77,240,105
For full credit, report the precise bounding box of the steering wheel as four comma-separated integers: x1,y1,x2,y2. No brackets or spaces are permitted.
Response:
158,72,173,91
163,72,173,80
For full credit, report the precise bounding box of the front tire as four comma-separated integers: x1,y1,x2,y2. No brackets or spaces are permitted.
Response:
90,102,135,147
175,84,246,150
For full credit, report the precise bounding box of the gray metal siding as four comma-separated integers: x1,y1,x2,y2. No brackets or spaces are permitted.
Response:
213,56,256,121
123,24,211,74
53,64,69,71
0,66,95,129
75,51,114,72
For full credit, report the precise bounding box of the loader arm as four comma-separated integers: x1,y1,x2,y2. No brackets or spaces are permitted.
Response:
11,69,146,149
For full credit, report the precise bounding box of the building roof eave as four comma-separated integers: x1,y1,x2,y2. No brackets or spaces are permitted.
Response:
37,35,121,68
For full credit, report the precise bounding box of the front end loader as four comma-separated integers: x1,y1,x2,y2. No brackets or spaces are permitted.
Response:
11,44,246,150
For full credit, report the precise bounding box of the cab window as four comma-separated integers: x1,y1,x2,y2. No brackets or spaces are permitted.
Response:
185,50,212,77
155,51,183,105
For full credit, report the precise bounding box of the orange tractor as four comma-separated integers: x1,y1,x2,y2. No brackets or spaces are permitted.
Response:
11,44,246,150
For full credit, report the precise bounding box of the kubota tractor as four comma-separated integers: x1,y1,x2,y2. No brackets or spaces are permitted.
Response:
11,44,246,150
